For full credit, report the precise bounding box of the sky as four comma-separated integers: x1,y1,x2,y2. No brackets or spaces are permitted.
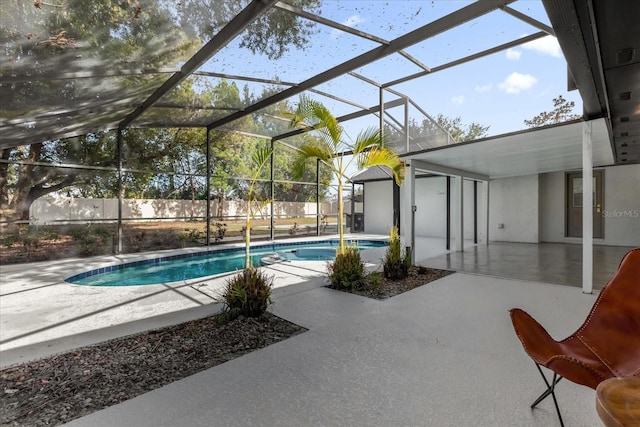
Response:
204,0,583,142
323,0,583,138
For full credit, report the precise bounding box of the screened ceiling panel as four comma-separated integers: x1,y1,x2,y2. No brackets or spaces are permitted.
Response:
312,74,382,112
300,0,474,41
0,0,252,147
2,74,167,114
402,9,541,71
506,2,553,26
0,109,128,146
196,12,380,86
132,107,239,128
1,73,167,145
1,0,628,164
352,53,426,85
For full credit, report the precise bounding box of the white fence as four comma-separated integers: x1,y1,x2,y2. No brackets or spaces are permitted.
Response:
30,197,336,224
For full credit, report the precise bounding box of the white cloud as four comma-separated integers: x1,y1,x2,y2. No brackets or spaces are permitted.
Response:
498,72,537,94
475,83,492,92
506,48,522,60
331,15,364,39
522,35,562,58
451,95,464,105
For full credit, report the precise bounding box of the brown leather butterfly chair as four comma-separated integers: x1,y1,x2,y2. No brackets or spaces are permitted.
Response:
510,248,640,427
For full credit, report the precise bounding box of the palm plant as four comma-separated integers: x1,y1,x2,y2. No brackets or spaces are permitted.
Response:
286,95,406,254
219,144,274,322
243,145,274,268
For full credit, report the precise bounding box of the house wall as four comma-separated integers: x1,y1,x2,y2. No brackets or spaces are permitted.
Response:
540,164,640,246
363,180,394,234
488,174,540,243
413,177,446,237
413,177,476,239
364,176,479,240
362,164,638,247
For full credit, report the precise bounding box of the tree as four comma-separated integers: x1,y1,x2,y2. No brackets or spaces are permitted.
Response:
0,0,322,220
383,114,490,153
435,114,490,142
242,145,274,268
286,95,406,254
0,133,119,221
524,95,582,128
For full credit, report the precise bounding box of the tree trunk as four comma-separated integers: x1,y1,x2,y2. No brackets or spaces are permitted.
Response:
7,143,42,221
216,190,224,217
3,143,76,222
337,179,344,254
245,207,251,269
0,149,11,211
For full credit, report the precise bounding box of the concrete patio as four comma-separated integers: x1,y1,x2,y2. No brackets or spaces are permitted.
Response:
1,238,631,425
419,240,633,290
61,272,601,426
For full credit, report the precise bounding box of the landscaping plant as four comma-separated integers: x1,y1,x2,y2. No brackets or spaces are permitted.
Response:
220,143,275,321
286,95,405,255
220,267,273,320
327,244,366,289
383,226,411,280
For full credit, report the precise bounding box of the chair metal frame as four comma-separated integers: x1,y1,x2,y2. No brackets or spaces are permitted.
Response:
510,248,640,427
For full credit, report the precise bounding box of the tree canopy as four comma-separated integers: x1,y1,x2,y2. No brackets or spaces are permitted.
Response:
0,0,325,221
524,95,582,128
434,114,490,142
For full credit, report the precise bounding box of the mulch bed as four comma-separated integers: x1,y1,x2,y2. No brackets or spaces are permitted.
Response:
0,313,306,427
329,266,454,299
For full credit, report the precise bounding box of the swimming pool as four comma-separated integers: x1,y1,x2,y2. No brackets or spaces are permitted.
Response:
66,240,387,286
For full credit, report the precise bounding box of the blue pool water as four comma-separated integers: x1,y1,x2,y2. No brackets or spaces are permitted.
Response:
67,240,387,287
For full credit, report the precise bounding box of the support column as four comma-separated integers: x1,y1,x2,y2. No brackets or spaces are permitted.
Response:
455,176,464,252
446,176,451,250
316,158,320,236
270,139,275,241
582,121,594,294
351,182,355,232
206,130,211,246
401,161,416,263
117,128,123,254
483,180,490,245
473,181,478,244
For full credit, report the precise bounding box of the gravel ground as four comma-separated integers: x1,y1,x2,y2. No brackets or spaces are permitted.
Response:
0,266,451,426
334,266,454,299
0,313,305,427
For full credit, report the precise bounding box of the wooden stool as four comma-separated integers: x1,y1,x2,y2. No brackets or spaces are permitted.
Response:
596,377,640,427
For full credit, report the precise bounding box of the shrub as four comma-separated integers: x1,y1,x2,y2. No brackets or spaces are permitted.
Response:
383,226,410,280
178,229,201,247
327,245,365,289
211,222,227,243
71,226,114,256
288,222,298,235
366,271,382,288
220,268,273,321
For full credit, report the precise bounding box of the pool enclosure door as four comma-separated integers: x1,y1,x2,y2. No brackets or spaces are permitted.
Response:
566,170,604,238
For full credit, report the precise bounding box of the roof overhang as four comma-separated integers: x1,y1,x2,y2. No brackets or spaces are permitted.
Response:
400,118,613,180
543,0,640,165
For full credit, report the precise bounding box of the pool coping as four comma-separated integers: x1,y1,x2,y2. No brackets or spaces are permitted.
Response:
65,237,389,286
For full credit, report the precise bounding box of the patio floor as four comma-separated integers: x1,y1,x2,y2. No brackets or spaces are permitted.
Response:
2,237,633,425
416,240,634,289
62,272,601,427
